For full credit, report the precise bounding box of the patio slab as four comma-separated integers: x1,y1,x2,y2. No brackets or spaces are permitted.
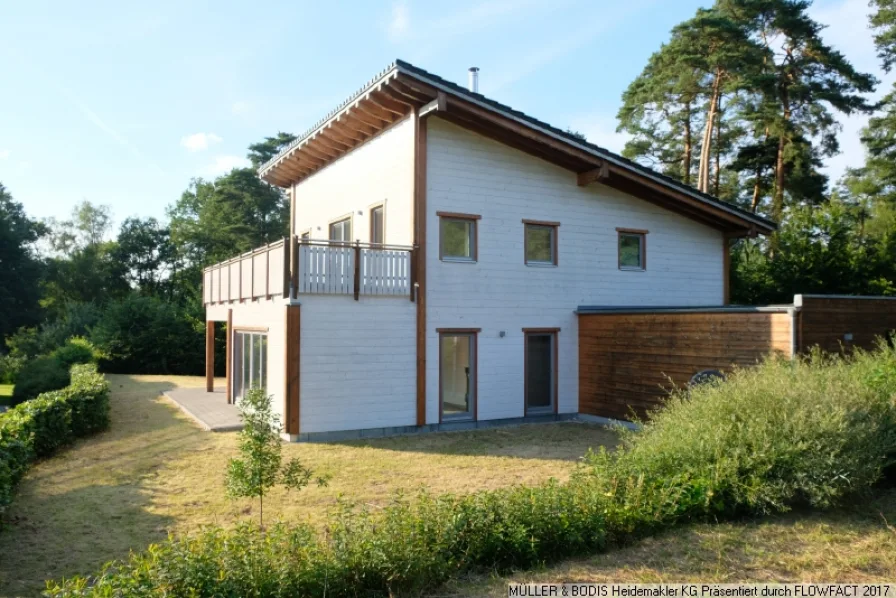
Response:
163,387,242,432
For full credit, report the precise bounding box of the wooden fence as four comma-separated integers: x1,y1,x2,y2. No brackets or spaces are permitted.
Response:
203,239,288,305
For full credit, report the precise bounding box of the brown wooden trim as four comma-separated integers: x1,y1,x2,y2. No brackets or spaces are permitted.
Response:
438,212,479,262
617,229,647,271
225,309,233,404
523,329,559,416
328,213,354,241
414,110,428,426
577,162,609,186
523,221,559,266
231,326,269,333
353,241,361,301
284,304,300,435
723,237,731,305
205,321,215,392
436,211,481,220
283,237,291,298
522,219,561,227
437,329,479,423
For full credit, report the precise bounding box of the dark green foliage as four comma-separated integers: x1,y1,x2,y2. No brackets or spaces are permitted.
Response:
50,337,99,369
0,184,45,341
11,357,70,406
0,354,24,385
45,348,896,597
0,364,109,520
90,294,204,375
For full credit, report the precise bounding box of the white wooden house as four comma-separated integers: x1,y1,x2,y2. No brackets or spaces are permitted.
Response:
203,60,775,440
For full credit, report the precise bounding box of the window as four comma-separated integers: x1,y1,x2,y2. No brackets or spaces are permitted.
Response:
300,230,311,241
233,330,268,402
370,205,384,244
329,217,351,242
523,219,559,265
438,212,480,262
617,228,647,270
439,329,479,420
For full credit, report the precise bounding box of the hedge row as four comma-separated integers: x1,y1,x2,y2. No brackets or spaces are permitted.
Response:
47,346,896,597
0,363,110,518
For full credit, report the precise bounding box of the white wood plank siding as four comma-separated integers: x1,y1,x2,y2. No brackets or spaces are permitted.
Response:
424,118,725,424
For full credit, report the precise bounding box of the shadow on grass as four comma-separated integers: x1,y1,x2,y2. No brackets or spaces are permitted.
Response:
0,482,174,597
329,421,620,462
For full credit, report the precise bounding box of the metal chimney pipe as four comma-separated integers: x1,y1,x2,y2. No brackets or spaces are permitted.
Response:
468,67,479,93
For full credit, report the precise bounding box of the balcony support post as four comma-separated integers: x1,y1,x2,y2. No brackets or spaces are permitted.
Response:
353,241,361,301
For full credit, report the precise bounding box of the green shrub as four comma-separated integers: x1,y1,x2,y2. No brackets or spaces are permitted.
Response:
11,356,70,406
0,354,24,384
0,363,109,521
50,337,99,369
44,346,896,597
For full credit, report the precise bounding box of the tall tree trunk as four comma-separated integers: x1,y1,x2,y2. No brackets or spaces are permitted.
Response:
698,71,722,193
713,96,723,197
750,165,763,213
683,102,693,186
773,133,786,222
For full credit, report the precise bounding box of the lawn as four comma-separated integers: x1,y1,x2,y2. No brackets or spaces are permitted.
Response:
0,374,617,597
0,384,12,407
443,488,896,596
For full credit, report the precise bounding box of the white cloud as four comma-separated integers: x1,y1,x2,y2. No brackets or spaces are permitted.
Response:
181,132,223,152
0,149,9,159
387,1,410,41
231,101,250,116
567,113,631,154
199,155,250,177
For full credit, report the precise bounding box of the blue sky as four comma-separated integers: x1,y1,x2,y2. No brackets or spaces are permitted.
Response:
0,0,890,229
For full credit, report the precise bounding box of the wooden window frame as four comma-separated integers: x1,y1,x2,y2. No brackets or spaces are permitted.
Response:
328,214,353,243
369,203,385,245
523,328,559,416
616,228,648,271
437,211,480,263
523,219,559,266
299,229,311,241
437,328,480,423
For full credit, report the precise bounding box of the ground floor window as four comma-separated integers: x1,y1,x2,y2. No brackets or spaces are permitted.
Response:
524,329,558,415
234,330,267,402
439,329,478,420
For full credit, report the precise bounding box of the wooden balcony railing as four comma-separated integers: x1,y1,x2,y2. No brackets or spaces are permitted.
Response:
203,237,415,305
294,239,414,300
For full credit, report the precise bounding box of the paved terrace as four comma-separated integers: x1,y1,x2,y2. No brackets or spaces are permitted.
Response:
163,387,242,432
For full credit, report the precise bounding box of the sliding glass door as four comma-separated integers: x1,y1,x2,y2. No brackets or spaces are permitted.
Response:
440,331,476,420
234,331,267,402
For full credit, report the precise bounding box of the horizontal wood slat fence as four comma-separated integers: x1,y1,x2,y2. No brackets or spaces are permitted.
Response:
578,295,896,422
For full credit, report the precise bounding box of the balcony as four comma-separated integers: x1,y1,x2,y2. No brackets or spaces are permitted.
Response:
203,237,415,305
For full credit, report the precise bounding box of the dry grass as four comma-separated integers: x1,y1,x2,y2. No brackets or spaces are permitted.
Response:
0,374,616,597
441,490,896,597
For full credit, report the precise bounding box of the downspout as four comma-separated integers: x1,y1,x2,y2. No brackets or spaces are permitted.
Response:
790,294,803,358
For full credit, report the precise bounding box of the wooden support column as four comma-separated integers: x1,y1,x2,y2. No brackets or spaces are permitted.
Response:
413,108,428,426
284,304,301,435
353,241,361,301
225,308,233,404
205,321,214,392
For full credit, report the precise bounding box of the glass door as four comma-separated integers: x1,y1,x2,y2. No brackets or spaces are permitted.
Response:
440,332,476,420
525,332,555,414
233,331,268,402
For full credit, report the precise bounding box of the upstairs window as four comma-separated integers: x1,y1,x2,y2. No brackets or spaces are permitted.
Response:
617,228,647,270
523,220,559,265
300,230,311,241
438,212,480,262
329,217,352,243
370,205,384,244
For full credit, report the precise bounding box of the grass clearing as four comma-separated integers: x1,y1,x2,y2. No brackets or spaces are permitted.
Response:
0,385,12,406
0,374,616,597
442,487,896,596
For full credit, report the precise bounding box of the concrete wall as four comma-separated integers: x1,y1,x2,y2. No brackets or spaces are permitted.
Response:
291,116,414,245
298,294,416,434
424,118,727,424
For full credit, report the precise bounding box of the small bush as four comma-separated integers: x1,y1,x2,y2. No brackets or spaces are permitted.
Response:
44,346,896,597
11,356,70,406
0,354,24,384
0,363,109,521
50,337,99,369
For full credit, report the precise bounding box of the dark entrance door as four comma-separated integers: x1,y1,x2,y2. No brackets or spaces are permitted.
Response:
525,332,555,414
